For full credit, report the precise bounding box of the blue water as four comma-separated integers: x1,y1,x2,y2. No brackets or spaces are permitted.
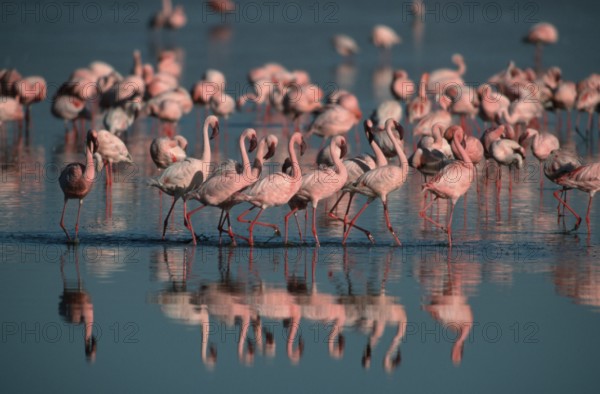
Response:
1,0,600,392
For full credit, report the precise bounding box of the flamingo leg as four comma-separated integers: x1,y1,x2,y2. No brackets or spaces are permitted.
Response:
293,212,303,243
311,205,320,246
248,208,265,246
225,212,249,244
585,195,594,233
382,201,401,246
419,197,446,231
185,204,207,245
60,198,71,241
284,208,299,244
237,206,256,224
342,199,373,245
162,197,179,240
447,201,457,248
216,209,226,244
74,199,83,241
553,190,581,231
342,192,355,233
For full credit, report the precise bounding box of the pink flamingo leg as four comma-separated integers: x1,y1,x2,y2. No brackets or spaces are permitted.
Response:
74,199,83,240
185,203,206,245
248,208,265,246
225,212,249,244
447,201,457,248
553,190,581,230
419,197,445,230
382,201,401,246
327,193,374,242
293,212,303,242
284,208,299,244
311,206,320,246
162,197,179,240
60,198,71,240
585,195,594,233
342,199,373,245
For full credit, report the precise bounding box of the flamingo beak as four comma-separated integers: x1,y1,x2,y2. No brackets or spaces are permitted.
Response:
340,141,348,159
211,122,220,139
249,135,258,152
282,157,292,173
300,138,307,156
354,109,363,120
393,121,404,140
264,142,276,160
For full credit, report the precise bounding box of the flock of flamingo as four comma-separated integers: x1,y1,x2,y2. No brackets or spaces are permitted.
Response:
1,2,599,248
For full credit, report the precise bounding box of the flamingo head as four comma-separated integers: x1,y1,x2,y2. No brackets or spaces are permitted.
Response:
86,130,99,153
337,136,348,159
281,157,292,174
207,115,219,139
393,120,404,141
264,135,278,160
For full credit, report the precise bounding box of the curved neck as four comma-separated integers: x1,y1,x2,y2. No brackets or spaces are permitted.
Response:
84,143,95,183
252,139,268,178
288,137,300,179
452,134,472,164
239,133,252,178
419,75,427,99
455,57,466,75
386,125,408,177
201,119,212,162
371,137,388,167
432,124,444,143
330,141,346,175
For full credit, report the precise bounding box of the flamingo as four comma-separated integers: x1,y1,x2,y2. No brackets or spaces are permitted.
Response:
326,120,388,241
544,148,584,221
519,128,560,189
150,135,188,170
342,119,409,245
410,123,454,178
209,91,235,120
58,130,99,242
148,116,219,240
523,22,558,69
553,80,577,128
391,70,415,101
332,34,360,58
0,68,22,96
369,100,402,130
371,25,401,51
287,136,348,246
51,93,90,130
0,96,24,126
412,109,453,138
489,135,525,196
15,76,47,124
237,132,306,246
477,84,510,125
445,125,484,191
407,72,431,123
306,93,361,138
103,103,138,136
184,129,264,245
147,98,183,136
428,54,466,93
420,126,474,247
95,130,134,186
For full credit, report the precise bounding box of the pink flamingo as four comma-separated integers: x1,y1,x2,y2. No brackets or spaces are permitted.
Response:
306,93,361,138
407,72,431,123
370,100,402,130
147,98,183,136
237,132,306,246
410,123,454,178
51,93,90,131
343,119,409,245
445,125,484,192
15,76,47,124
544,148,583,220
553,80,577,129
184,129,273,245
95,130,134,186
519,128,559,189
575,87,600,134
150,135,188,169
489,134,525,196
0,96,24,126
428,54,466,93
523,22,558,69
209,91,235,119
287,136,348,246
391,70,415,101
58,130,99,242
477,84,510,126
371,25,401,51
420,126,474,247
148,116,219,240
332,34,360,58
325,120,387,241
553,161,600,233
0,68,22,96
412,109,452,138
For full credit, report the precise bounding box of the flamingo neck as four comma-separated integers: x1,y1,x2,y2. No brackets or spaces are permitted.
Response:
288,137,301,179
201,120,211,163
371,138,388,167
419,76,427,99
252,140,267,178
84,143,96,184
239,133,252,178
453,135,472,164
330,141,346,176
386,125,408,177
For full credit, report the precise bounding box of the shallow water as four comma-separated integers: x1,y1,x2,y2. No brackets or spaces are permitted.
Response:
1,0,600,392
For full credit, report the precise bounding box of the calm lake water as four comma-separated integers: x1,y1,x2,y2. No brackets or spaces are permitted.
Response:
1,0,600,393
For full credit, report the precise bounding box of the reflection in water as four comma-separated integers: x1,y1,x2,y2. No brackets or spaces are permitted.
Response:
58,248,97,362
423,259,478,365
151,247,407,372
554,258,600,311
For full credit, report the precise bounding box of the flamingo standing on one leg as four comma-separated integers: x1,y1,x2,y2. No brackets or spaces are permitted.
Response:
95,130,134,186
420,127,474,247
237,132,306,246
343,119,409,245
519,128,559,189
58,130,99,242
